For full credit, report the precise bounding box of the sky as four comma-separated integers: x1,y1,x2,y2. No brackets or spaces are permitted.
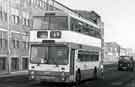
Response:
56,0,135,49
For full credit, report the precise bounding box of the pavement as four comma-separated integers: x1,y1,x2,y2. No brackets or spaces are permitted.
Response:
0,71,28,78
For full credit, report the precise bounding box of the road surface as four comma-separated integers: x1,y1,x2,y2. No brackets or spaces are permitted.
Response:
0,64,135,87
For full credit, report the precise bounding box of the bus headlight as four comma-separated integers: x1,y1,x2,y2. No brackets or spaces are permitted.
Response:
128,64,130,66
61,71,66,81
61,71,65,76
69,75,74,81
62,77,65,81
101,64,104,69
29,71,35,80
30,71,35,75
31,75,34,79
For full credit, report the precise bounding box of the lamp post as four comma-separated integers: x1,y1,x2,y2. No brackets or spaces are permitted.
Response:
100,22,104,65
7,0,11,74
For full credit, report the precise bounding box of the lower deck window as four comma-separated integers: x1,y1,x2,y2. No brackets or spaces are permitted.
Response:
11,57,19,71
22,58,28,70
0,57,7,71
78,51,99,62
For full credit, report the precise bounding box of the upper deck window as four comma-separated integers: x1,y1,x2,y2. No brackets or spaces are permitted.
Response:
33,16,68,30
70,17,101,39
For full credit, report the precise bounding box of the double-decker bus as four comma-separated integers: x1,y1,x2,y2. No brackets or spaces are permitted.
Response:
28,11,104,85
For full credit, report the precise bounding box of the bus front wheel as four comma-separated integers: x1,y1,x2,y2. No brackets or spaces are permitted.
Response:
75,69,81,86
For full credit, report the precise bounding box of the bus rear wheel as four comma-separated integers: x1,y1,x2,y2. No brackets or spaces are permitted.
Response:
93,67,98,80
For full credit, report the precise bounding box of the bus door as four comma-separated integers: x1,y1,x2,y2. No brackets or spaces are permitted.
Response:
70,49,75,75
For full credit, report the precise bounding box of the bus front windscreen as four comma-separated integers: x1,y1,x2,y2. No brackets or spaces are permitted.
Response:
30,46,69,65
33,16,68,30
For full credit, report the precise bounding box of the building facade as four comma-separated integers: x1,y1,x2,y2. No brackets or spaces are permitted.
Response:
104,41,135,64
126,48,134,56
120,48,127,56
104,42,120,64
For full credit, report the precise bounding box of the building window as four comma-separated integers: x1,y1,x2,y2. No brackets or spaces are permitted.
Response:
11,15,20,24
1,31,8,48
22,58,28,70
26,42,29,49
24,41,27,48
20,41,27,48
35,0,39,7
105,51,108,55
41,1,44,8
39,0,42,7
11,57,19,71
28,19,33,27
44,2,47,9
27,19,30,27
12,40,16,48
12,40,20,48
15,16,19,24
16,16,20,24
22,18,27,26
26,19,29,26
3,12,7,22
2,39,8,48
108,47,111,52
11,15,15,24
16,40,20,48
0,57,7,71
27,0,31,5
31,0,34,5
0,7,3,20
22,18,25,25
0,39,2,48
0,31,2,48
22,18,31,27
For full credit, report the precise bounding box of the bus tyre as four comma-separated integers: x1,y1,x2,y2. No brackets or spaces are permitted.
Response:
118,67,121,71
130,67,134,72
100,68,104,80
93,67,98,80
76,69,81,86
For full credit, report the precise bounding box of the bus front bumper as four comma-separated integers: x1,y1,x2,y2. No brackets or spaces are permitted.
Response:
28,71,75,83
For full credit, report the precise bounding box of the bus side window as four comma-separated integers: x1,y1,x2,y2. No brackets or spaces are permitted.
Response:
78,51,99,62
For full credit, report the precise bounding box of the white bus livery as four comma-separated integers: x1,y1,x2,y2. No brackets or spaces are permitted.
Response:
28,11,104,84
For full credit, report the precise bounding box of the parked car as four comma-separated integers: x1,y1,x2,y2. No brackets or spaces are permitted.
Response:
118,56,134,71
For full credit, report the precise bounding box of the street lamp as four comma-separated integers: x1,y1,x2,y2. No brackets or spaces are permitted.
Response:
7,0,11,74
100,22,104,64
